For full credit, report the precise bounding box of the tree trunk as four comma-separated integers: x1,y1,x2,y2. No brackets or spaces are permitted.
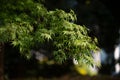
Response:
0,43,4,80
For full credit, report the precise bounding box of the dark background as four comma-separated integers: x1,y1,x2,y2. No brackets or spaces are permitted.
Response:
4,0,120,79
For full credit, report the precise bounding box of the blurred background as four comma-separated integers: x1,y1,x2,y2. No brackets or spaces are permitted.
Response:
4,0,120,80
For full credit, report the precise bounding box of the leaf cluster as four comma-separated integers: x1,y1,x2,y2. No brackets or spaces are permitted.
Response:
0,0,99,66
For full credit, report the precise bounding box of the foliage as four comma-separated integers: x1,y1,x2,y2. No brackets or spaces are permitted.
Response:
0,0,98,66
